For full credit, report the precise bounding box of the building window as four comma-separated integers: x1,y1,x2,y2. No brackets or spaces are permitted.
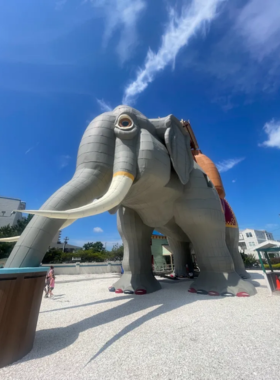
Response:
248,242,255,247
246,233,253,238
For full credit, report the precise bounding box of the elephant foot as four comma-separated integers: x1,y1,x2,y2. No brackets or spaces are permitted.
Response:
110,273,161,295
236,269,251,279
188,271,256,297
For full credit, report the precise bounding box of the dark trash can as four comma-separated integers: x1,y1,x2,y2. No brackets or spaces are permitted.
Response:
0,267,48,368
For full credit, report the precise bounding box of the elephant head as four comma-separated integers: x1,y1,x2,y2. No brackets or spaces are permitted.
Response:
18,106,194,220
5,105,194,268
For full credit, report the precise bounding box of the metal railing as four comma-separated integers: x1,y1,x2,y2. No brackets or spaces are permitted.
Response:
153,263,174,273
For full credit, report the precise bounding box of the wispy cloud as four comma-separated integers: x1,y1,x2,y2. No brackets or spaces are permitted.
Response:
260,119,280,149
59,155,71,169
93,227,103,233
216,158,245,173
193,0,280,96
265,224,278,230
90,0,146,63
55,0,67,11
235,0,280,62
212,96,235,112
122,0,224,105
25,142,39,155
96,98,112,112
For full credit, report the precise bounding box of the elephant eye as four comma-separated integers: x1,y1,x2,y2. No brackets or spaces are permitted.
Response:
117,115,133,129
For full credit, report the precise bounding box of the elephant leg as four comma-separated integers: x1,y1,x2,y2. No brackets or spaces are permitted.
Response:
167,239,194,277
226,226,250,279
5,168,109,268
175,198,256,296
111,206,161,294
156,218,192,277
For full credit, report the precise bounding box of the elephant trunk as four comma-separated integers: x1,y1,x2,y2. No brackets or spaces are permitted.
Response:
5,166,112,268
18,136,138,221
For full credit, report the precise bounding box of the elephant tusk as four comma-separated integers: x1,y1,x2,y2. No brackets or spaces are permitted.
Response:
61,219,76,229
0,220,75,243
0,236,20,242
14,172,134,220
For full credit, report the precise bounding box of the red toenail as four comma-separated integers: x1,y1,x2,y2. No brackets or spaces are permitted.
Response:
188,287,197,293
236,292,250,297
135,289,147,295
115,289,123,294
208,291,220,296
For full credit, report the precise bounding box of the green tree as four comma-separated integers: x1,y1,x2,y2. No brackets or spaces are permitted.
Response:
241,252,257,267
108,243,124,261
42,248,64,264
0,215,34,260
83,241,105,252
70,250,106,262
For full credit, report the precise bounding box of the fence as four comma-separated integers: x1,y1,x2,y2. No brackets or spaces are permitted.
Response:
41,262,122,275
153,263,174,274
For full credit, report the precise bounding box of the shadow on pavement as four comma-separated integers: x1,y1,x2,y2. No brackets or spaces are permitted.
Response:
22,276,261,366
56,275,120,284
246,272,264,280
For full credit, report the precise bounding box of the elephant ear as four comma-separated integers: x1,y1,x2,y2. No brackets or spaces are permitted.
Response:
164,115,194,185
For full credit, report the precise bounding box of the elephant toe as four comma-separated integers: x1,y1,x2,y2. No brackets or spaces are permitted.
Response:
188,271,256,297
111,273,161,294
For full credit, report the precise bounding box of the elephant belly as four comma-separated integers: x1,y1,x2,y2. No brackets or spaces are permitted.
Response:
122,172,183,227
133,204,175,228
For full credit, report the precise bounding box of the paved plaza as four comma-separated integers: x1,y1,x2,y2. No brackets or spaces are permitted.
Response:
0,271,279,380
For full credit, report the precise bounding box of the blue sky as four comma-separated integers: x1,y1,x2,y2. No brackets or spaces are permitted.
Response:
0,0,280,247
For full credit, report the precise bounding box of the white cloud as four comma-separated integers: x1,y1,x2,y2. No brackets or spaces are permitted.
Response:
260,119,280,149
59,155,71,169
25,142,39,155
93,227,104,233
235,0,280,62
216,158,245,173
90,0,146,63
122,0,224,105
192,0,280,96
265,224,278,230
96,98,112,112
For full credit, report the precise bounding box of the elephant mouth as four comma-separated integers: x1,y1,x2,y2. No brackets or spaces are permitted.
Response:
15,171,134,220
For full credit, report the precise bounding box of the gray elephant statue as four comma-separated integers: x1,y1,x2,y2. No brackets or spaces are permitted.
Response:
6,106,256,297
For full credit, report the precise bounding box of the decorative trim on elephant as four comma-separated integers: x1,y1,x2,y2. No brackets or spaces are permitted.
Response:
220,198,238,229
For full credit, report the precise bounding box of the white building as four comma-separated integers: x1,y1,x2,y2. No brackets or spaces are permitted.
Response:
239,229,274,251
0,196,26,228
238,228,279,258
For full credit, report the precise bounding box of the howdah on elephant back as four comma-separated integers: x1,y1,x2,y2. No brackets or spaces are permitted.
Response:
6,105,256,297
